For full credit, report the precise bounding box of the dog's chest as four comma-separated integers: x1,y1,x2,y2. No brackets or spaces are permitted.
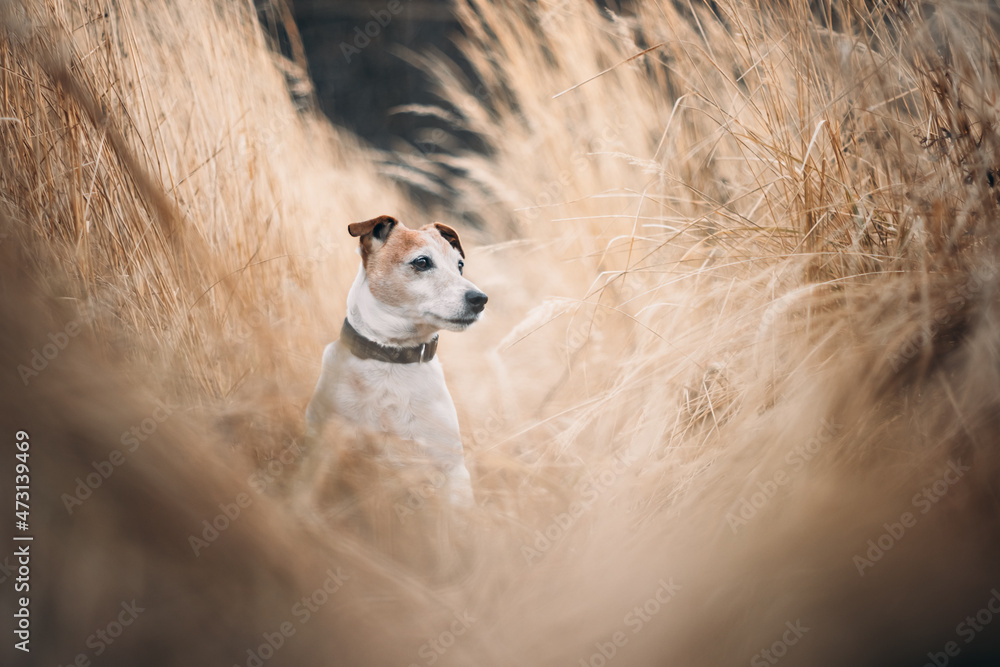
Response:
331,348,460,446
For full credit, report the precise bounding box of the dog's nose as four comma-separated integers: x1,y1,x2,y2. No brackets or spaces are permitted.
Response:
465,290,488,313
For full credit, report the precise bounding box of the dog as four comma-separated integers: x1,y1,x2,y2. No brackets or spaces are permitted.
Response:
300,215,487,507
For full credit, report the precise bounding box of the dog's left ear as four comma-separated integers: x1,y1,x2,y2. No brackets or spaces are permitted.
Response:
432,223,465,258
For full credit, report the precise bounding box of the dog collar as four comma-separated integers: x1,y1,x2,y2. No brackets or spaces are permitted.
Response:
340,318,438,364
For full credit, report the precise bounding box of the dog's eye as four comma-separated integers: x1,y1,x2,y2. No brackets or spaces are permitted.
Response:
411,256,433,271
458,260,464,275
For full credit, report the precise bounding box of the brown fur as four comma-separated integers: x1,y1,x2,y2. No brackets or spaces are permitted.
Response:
366,225,425,307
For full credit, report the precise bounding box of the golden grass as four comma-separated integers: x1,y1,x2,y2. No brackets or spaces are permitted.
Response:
2,0,1000,665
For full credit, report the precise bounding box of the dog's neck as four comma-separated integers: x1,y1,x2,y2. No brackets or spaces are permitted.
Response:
345,265,440,348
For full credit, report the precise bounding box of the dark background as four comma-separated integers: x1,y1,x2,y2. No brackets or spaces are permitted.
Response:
260,0,467,149
259,0,633,150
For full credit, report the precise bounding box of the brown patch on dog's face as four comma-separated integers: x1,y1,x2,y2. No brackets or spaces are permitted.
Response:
364,225,429,308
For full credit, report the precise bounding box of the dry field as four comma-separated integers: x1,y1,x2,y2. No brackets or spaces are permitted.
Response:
2,0,1000,665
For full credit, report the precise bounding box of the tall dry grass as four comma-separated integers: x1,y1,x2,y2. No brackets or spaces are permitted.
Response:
2,0,1000,665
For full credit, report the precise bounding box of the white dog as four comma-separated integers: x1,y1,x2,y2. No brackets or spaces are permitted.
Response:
300,215,487,506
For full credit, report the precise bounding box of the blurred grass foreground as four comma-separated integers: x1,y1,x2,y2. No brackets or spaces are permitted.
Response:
2,1,1000,665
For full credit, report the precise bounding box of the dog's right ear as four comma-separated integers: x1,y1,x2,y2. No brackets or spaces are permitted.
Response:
348,215,397,241
348,215,397,261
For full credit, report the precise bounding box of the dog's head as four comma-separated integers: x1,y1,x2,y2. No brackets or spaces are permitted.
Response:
348,215,488,331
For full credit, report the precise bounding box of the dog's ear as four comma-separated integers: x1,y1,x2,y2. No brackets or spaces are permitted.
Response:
432,222,465,259
348,216,397,261
348,215,397,242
